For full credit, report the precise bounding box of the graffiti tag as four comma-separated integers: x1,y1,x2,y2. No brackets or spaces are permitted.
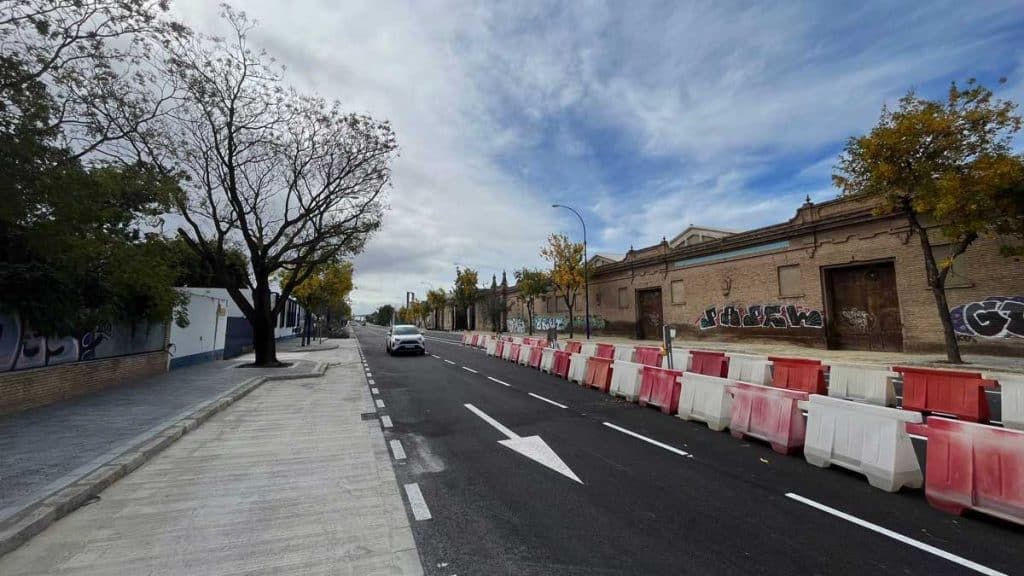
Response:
0,313,112,372
950,296,1024,339
697,304,823,330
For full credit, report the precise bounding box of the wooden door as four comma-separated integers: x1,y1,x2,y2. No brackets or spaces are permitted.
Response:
636,289,664,340
826,262,903,351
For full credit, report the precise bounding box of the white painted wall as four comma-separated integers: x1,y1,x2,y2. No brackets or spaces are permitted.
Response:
177,287,304,339
170,289,228,363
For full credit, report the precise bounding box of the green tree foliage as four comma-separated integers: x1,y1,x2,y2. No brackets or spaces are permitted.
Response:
834,79,1024,362
426,288,448,329
484,275,506,333
453,268,479,330
540,233,584,338
283,261,354,342
370,304,395,326
513,268,549,335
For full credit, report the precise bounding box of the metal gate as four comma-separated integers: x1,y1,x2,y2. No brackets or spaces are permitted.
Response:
825,262,903,351
636,288,664,340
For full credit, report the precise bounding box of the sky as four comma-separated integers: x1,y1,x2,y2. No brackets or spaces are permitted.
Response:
172,0,1024,315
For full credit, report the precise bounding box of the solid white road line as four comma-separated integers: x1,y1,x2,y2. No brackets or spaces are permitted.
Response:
487,376,511,387
785,493,1006,576
371,387,380,395
380,415,393,428
422,335,464,346
389,439,406,460
404,483,433,521
528,392,568,409
375,399,385,408
444,359,456,365
603,422,690,457
465,403,520,439
462,366,478,374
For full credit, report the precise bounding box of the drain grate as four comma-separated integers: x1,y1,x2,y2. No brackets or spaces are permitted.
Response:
360,412,379,421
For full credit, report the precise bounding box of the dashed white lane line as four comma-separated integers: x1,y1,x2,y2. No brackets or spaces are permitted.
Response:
375,399,386,408
487,376,511,387
444,359,456,365
528,392,568,409
366,372,373,377
785,493,1006,576
462,366,478,374
380,415,393,429
431,354,441,359
389,439,406,460
371,387,380,395
603,422,690,457
368,379,375,385
404,483,433,521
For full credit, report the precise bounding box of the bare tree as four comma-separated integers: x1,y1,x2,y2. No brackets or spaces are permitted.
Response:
0,0,187,159
139,7,395,365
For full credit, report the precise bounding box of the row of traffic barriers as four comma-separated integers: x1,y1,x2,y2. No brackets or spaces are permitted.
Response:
459,332,1024,526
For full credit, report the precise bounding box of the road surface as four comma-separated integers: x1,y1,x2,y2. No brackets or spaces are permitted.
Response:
357,325,1022,576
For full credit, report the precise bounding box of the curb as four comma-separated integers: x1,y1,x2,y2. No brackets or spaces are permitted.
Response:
0,361,328,558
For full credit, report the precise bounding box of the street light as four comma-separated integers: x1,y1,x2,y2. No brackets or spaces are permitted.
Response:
552,203,590,340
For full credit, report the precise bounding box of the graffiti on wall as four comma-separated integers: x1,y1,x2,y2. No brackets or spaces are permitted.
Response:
950,296,1024,339
0,312,165,372
507,317,526,334
697,304,824,330
530,314,608,331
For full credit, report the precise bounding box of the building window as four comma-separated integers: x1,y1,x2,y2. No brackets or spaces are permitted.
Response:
618,287,628,309
778,265,802,298
932,244,971,288
670,280,685,304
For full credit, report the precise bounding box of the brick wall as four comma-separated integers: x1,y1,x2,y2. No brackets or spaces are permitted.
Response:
0,351,169,416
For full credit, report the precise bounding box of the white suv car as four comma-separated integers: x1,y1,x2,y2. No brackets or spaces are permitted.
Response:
386,325,426,355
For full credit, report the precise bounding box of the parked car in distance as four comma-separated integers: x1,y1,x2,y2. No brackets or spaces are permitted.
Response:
386,324,426,355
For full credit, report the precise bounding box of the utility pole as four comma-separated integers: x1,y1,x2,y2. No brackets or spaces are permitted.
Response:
552,204,591,339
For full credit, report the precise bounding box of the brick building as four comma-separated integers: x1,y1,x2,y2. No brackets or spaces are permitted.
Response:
468,195,1024,356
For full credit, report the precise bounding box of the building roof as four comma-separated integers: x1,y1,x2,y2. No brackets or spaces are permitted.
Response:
667,225,736,248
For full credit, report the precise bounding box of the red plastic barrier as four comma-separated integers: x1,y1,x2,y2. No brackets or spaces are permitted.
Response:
595,343,615,359
508,343,522,362
494,340,505,358
522,337,535,346
553,350,572,379
584,356,614,392
529,346,544,369
691,350,729,378
921,417,1024,524
634,346,663,367
470,334,479,347
769,356,827,395
565,341,583,354
728,382,808,455
638,365,683,414
894,366,996,422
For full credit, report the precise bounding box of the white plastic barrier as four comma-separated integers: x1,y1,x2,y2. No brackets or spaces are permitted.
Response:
803,394,923,492
511,336,524,345
985,372,1022,431
540,348,556,373
614,346,635,363
826,363,897,406
568,353,589,384
726,353,772,386
486,340,498,357
502,343,516,361
580,342,598,358
609,360,645,402
518,345,533,366
676,372,734,431
661,348,691,371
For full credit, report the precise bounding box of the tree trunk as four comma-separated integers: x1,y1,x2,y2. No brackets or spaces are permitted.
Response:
250,283,280,366
527,302,534,335
566,305,574,338
912,214,963,363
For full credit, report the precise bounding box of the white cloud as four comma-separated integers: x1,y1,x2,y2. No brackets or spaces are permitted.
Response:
170,0,1024,313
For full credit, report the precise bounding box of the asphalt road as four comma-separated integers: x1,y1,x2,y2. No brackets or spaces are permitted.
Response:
355,325,1022,576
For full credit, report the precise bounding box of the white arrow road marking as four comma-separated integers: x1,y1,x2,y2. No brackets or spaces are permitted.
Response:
464,403,582,484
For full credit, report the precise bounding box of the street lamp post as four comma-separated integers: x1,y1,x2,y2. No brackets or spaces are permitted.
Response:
552,204,590,340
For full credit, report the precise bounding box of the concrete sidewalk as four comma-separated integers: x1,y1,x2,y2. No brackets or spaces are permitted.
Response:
0,340,422,575
0,345,326,556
